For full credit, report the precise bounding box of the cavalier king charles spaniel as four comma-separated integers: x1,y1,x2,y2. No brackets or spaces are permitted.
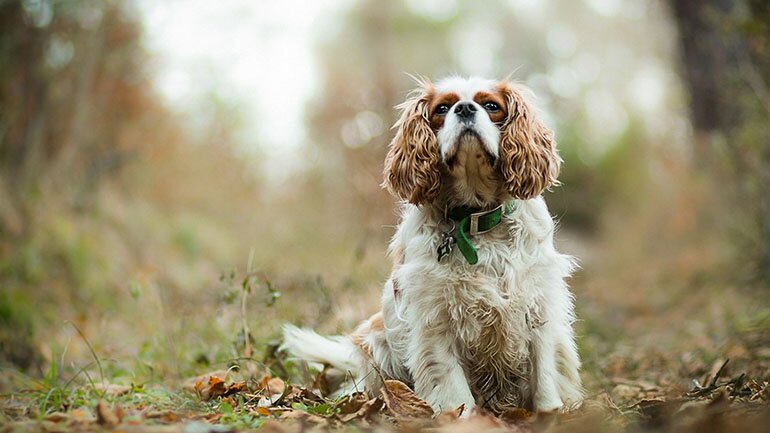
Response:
282,76,583,415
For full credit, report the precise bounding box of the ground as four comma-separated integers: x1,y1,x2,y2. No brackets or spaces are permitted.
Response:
1,231,769,433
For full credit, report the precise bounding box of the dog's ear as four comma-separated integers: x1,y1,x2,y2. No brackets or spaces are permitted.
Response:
497,82,561,200
382,83,440,205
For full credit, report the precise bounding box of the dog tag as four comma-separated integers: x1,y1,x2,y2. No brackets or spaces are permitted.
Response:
437,231,456,262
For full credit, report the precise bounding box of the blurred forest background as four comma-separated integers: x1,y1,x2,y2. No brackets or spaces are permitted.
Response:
1,0,769,429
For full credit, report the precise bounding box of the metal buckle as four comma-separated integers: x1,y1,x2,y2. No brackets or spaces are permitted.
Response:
469,204,503,236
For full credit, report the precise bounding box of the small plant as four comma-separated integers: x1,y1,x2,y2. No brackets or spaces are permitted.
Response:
220,249,281,358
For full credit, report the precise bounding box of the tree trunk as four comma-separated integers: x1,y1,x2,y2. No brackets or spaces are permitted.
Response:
669,0,770,282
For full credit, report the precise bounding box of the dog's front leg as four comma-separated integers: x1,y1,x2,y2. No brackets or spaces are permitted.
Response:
406,327,476,414
531,324,565,412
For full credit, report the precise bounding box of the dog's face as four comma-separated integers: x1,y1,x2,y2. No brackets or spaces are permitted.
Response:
432,77,507,167
383,76,561,207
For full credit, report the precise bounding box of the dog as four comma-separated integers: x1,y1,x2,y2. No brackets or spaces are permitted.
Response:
282,76,582,415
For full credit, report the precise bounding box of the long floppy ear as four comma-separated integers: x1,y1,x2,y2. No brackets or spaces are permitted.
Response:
498,82,561,200
382,84,440,205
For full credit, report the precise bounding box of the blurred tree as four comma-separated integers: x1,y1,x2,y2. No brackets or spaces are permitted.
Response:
0,0,262,371
670,0,770,282
0,0,152,235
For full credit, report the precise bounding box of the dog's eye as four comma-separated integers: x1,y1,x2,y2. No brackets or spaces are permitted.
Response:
483,102,500,112
434,104,450,115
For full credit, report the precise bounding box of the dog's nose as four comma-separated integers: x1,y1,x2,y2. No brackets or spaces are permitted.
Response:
454,102,477,120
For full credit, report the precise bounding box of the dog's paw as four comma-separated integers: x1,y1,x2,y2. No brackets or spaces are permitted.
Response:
533,395,563,413
425,387,476,416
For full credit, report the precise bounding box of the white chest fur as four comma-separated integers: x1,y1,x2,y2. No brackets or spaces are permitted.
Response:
381,197,577,410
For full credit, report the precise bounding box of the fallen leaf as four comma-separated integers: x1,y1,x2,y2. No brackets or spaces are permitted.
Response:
339,397,384,423
196,376,225,401
257,374,271,389
337,392,369,415
144,410,180,423
435,404,464,425
274,385,324,406
44,412,72,423
265,377,285,402
70,409,89,421
195,376,247,401
96,400,120,426
203,412,224,423
500,407,536,424
184,370,230,394
221,396,237,409
256,407,271,417
380,379,434,419
43,408,96,424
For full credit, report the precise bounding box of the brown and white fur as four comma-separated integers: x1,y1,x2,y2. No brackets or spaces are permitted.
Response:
282,76,582,415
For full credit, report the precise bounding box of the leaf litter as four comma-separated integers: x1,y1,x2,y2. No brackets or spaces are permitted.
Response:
4,360,770,433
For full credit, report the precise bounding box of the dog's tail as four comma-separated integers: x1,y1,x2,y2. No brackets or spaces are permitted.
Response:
280,325,360,373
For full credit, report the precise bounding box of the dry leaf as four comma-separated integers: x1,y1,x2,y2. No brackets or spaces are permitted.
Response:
194,376,247,401
44,412,72,423
96,400,120,426
70,409,88,421
184,370,230,393
500,407,536,424
144,410,180,423
257,374,272,390
275,385,324,406
435,404,464,425
43,409,95,424
203,412,224,423
337,392,369,415
380,379,434,419
195,376,225,401
266,377,285,401
256,407,271,417
339,397,384,423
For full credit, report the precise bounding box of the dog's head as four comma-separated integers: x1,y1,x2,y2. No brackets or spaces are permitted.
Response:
383,76,561,208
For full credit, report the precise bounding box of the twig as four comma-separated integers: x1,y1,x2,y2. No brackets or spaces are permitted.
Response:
688,358,731,397
710,359,730,388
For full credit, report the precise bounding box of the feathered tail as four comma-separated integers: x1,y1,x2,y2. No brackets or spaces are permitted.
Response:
280,325,360,373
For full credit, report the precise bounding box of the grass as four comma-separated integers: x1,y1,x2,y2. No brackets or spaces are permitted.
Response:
1,179,769,432
1,250,768,432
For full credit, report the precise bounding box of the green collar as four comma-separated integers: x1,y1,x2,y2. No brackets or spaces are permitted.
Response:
444,202,515,265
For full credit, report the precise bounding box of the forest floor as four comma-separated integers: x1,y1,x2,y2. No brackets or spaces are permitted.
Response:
1,233,769,433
